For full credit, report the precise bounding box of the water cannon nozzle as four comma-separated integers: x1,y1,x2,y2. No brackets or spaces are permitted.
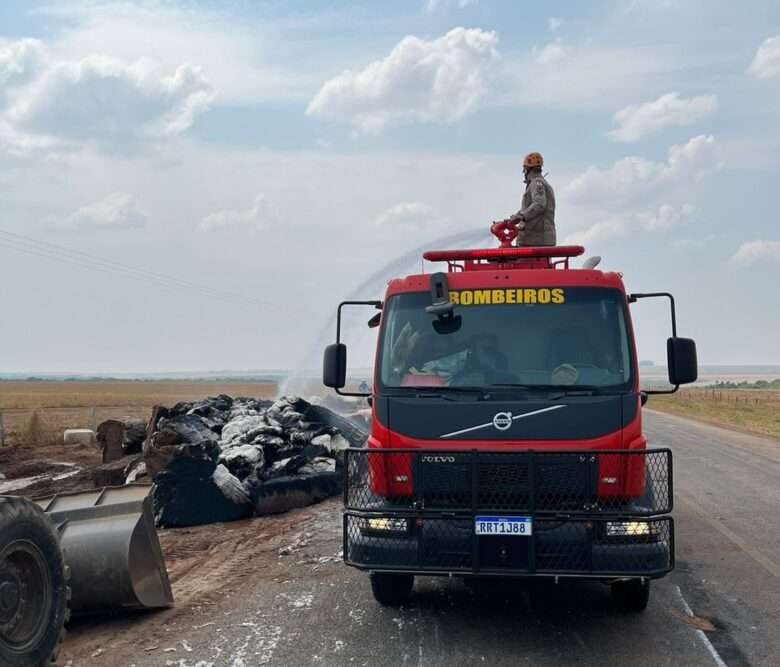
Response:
491,220,519,248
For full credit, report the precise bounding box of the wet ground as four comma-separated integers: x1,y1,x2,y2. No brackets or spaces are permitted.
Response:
59,411,780,666
0,438,102,497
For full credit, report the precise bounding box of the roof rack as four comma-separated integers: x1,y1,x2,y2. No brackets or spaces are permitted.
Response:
423,245,585,272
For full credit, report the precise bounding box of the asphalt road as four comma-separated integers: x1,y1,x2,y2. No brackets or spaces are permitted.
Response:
76,411,780,667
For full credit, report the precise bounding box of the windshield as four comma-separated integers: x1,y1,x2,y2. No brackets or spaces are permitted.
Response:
378,287,632,391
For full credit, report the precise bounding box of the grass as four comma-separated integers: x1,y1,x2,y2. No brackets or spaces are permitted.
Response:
649,388,780,440
21,410,60,448
0,380,277,446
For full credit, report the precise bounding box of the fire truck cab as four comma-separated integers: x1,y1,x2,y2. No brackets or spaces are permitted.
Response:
324,237,697,612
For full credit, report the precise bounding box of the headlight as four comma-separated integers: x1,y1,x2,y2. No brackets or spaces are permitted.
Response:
605,521,652,537
366,517,408,533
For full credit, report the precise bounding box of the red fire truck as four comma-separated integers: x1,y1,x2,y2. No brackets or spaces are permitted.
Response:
324,228,697,612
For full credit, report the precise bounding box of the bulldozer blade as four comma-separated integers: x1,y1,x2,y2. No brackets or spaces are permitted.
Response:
34,484,174,614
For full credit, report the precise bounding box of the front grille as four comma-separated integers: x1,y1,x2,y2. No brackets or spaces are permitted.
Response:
343,448,674,577
413,453,598,511
479,456,530,495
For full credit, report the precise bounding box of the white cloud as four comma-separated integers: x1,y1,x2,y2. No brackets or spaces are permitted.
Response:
7,55,213,147
565,135,718,204
0,39,214,152
2,132,776,368
618,0,683,15
424,0,477,12
563,219,626,246
41,3,314,105
562,204,694,244
637,203,695,231
549,17,562,33
500,44,678,112
608,92,718,143
672,234,718,250
747,36,780,80
534,39,567,65
307,28,676,130
306,27,498,132
57,192,147,230
373,202,441,228
560,138,717,247
731,240,780,265
0,39,46,91
200,194,277,232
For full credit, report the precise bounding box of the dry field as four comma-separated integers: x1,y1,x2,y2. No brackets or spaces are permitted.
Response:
0,380,277,447
649,387,780,440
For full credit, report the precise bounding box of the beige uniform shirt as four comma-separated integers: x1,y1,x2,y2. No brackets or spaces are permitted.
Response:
512,175,556,246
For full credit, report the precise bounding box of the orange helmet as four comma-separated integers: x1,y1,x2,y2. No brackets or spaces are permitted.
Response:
523,152,544,170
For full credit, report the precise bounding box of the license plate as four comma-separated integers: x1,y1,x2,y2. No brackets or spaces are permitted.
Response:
475,516,532,536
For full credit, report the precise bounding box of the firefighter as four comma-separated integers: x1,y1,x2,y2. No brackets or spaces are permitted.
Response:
510,152,556,247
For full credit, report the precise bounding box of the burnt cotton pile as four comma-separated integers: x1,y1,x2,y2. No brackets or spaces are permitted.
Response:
143,395,367,527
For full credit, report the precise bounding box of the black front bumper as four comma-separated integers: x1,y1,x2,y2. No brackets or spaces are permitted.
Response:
343,448,674,578
346,514,672,577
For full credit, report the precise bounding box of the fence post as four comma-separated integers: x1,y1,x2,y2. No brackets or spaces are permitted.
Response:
90,406,97,431
0,411,5,447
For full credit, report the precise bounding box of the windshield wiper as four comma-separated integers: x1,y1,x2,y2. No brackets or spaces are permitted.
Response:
489,383,616,396
407,386,488,401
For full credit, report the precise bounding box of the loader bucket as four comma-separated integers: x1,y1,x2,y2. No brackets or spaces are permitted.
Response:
34,484,174,614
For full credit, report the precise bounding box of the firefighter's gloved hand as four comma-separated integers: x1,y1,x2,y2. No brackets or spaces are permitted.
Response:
510,214,526,230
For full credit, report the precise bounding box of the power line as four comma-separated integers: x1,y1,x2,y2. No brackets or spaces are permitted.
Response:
0,229,280,310
0,233,262,306
0,229,246,300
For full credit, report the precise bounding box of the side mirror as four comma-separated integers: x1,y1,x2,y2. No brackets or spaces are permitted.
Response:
667,337,697,385
323,343,347,388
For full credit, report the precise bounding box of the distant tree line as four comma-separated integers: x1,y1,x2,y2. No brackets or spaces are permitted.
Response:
709,379,780,390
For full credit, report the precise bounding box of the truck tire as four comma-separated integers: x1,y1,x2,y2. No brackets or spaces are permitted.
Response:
369,573,414,606
611,579,650,612
0,497,69,667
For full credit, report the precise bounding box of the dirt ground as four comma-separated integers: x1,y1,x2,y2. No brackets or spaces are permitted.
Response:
59,500,341,666
0,437,105,497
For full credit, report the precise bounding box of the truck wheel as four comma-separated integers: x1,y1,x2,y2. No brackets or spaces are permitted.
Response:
369,573,414,606
0,497,69,667
611,579,650,612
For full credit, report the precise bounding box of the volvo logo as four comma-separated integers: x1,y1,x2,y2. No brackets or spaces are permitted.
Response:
421,455,456,463
439,404,566,439
492,412,513,431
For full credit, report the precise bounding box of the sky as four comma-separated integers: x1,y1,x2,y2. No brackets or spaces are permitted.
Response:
0,0,779,374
